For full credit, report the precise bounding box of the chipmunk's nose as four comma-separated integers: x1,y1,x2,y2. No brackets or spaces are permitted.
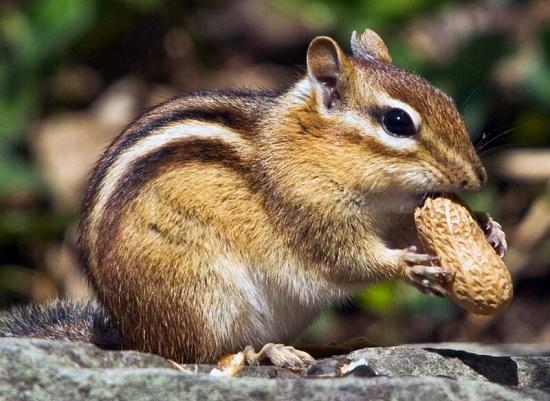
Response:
460,166,487,191
476,166,488,186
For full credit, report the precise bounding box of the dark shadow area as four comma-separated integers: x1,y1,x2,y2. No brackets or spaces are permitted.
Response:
425,348,519,385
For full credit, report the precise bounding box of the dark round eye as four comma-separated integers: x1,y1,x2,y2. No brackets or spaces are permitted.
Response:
382,108,416,137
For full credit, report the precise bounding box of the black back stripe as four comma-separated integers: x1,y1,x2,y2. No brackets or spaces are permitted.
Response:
94,139,251,267
79,91,277,272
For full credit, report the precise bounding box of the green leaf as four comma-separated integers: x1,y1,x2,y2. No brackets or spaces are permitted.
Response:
0,77,40,141
356,281,400,314
0,152,44,196
0,209,74,243
119,0,163,12
26,0,96,62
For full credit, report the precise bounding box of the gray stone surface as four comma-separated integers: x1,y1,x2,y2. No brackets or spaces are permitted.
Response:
0,338,549,401
349,345,550,388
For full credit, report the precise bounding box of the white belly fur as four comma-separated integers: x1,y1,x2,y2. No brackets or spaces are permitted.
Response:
208,253,358,350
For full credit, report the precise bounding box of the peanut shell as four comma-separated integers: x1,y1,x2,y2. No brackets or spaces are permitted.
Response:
414,197,513,315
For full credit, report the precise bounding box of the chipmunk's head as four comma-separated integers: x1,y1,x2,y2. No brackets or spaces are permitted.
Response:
303,29,486,202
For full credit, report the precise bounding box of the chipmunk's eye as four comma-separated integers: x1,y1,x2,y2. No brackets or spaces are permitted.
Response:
382,108,416,137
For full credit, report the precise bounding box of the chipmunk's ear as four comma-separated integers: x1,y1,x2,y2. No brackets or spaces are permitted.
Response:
351,28,392,63
307,36,348,111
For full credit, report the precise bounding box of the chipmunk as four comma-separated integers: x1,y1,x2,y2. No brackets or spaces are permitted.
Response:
0,29,506,369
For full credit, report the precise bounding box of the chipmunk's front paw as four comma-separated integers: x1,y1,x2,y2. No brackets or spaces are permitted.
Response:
474,211,507,257
244,343,315,371
482,216,507,258
402,246,451,297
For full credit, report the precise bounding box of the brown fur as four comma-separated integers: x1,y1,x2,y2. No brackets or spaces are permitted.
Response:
79,29,486,362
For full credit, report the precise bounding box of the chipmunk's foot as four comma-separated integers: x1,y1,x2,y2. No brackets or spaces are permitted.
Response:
244,343,315,371
402,246,451,297
475,212,507,257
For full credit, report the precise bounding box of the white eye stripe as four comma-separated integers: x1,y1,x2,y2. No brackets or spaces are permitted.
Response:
86,120,246,264
340,110,417,150
337,93,422,150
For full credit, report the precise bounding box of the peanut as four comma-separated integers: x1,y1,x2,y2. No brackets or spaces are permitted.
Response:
414,196,513,315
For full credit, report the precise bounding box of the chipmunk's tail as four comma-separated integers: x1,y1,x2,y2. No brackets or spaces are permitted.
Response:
0,299,122,350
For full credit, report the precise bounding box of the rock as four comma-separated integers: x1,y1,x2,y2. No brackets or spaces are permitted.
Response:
0,338,548,401
349,345,550,389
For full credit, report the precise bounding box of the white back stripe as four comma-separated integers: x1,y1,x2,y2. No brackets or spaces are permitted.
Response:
88,120,245,259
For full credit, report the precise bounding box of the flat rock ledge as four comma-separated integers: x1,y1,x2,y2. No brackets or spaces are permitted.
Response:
0,338,549,401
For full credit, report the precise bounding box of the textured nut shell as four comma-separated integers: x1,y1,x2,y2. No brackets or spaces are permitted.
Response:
414,197,513,315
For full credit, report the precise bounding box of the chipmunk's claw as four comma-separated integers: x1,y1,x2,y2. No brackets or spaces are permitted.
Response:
406,264,451,297
244,343,315,372
402,246,451,297
475,212,507,257
485,219,507,258
402,246,440,264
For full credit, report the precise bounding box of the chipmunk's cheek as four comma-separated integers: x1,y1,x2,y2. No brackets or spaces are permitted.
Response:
381,192,428,214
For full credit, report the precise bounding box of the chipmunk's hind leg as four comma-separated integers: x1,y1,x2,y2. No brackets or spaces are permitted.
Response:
244,343,315,371
215,343,314,376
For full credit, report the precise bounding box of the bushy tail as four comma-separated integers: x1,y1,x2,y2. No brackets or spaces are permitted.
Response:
0,299,122,350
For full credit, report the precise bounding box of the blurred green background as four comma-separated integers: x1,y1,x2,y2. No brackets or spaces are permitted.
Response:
0,0,549,345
